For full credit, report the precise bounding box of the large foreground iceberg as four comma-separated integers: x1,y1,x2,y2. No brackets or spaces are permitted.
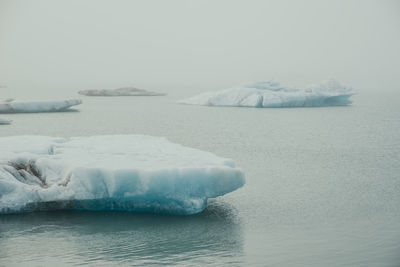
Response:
179,80,354,108
0,135,245,215
0,99,82,113
78,87,165,96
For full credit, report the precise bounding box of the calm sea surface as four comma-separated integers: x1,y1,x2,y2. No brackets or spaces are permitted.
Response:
0,87,399,266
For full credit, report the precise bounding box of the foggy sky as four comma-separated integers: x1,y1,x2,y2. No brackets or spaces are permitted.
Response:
0,0,399,93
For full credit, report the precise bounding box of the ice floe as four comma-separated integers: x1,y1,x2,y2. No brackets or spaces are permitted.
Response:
0,135,245,215
0,99,82,113
179,80,354,108
78,87,165,96
0,118,12,125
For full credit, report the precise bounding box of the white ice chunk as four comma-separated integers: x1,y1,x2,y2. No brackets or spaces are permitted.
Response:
0,135,245,215
0,99,82,113
78,87,166,96
0,118,12,125
179,80,354,108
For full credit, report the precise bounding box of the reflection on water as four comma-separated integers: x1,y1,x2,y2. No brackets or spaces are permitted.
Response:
0,200,243,266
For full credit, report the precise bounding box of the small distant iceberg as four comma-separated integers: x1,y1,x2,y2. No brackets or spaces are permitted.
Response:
0,99,82,113
179,80,354,108
0,118,12,125
0,135,245,215
78,87,166,96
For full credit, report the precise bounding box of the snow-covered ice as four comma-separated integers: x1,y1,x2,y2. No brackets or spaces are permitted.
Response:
179,80,354,108
78,87,165,96
0,135,245,215
0,99,82,113
0,118,12,125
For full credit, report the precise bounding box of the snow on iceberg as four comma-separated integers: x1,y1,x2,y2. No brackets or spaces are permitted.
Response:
179,80,354,108
78,87,166,96
0,99,82,113
0,118,12,125
0,135,245,215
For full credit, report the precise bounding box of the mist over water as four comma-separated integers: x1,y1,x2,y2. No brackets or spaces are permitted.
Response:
1,1,400,266
1,0,400,93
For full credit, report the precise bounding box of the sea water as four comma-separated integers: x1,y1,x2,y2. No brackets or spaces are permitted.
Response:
0,86,399,266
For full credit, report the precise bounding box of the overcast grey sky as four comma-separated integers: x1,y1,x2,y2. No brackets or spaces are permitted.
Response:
0,0,399,93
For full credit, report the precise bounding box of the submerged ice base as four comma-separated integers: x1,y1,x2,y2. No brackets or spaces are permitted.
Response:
0,99,82,113
179,80,354,108
0,135,245,215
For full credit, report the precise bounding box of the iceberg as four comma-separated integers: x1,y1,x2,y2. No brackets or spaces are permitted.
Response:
78,87,166,96
179,80,354,108
0,118,12,125
0,99,82,113
0,135,245,215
